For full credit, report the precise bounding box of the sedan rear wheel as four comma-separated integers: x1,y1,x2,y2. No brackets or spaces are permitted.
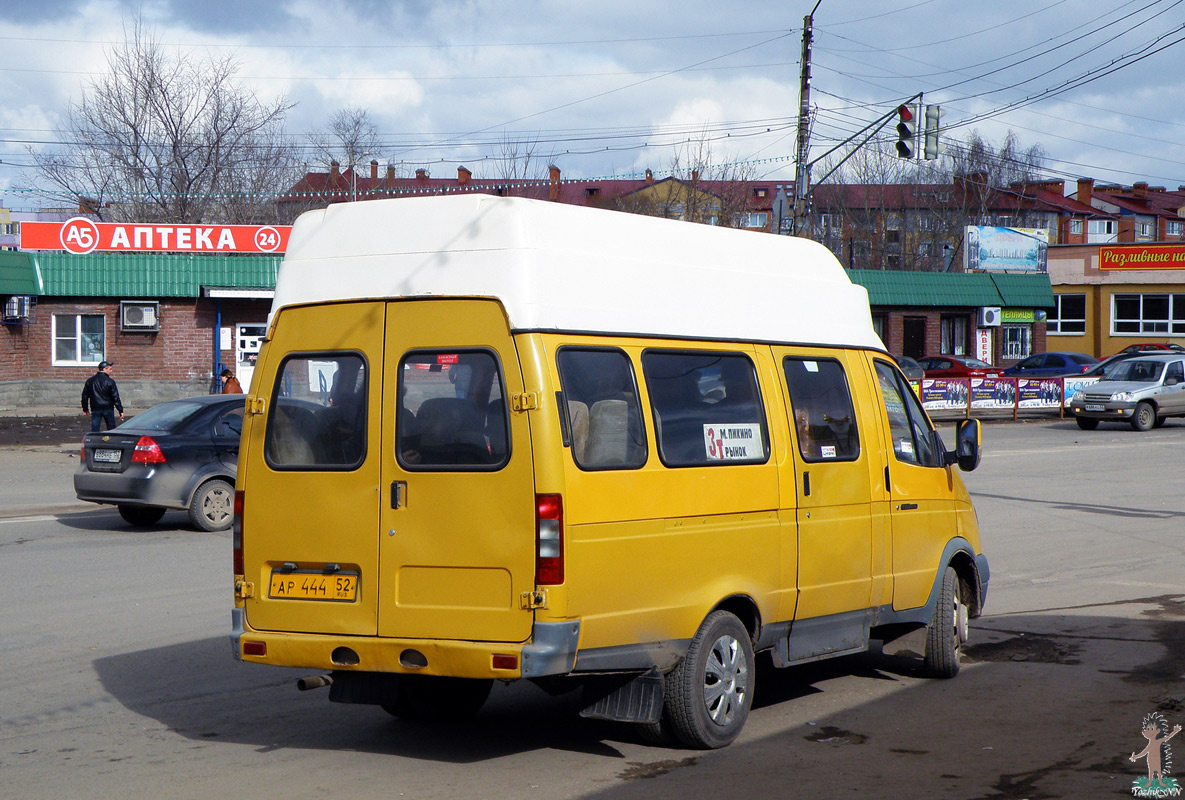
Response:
189,479,234,531
118,504,166,527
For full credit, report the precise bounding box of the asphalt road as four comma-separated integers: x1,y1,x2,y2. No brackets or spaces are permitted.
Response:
0,419,1182,799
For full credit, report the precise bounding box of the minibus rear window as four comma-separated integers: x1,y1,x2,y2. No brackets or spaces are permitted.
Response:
397,350,509,470
556,348,647,470
265,353,368,470
783,357,861,463
643,351,769,468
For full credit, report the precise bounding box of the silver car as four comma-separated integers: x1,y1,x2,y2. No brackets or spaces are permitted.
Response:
1069,354,1185,431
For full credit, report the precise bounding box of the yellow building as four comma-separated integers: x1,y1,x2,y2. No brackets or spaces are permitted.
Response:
1048,242,1185,357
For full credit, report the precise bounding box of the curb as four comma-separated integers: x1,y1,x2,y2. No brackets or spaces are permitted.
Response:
0,503,105,521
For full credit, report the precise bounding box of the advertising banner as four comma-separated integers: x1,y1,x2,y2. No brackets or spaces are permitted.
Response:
20,218,291,255
964,225,1048,272
970,377,1014,409
1017,378,1062,408
1098,244,1185,270
1063,376,1101,407
921,379,969,410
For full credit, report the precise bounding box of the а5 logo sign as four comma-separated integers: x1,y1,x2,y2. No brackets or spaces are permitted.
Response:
60,217,101,254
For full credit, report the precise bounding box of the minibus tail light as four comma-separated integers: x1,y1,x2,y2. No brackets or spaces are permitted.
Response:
233,490,244,576
535,493,564,585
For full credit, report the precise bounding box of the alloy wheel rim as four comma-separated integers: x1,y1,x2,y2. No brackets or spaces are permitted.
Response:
703,634,748,726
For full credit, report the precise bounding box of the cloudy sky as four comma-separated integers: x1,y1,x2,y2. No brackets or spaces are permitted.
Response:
2,0,1184,208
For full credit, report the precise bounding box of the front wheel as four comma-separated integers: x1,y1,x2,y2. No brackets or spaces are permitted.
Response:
923,566,967,679
664,610,754,749
1075,416,1099,431
1132,401,1156,432
118,504,166,526
189,479,234,531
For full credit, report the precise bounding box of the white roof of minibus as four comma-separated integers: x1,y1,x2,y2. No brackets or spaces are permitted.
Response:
272,194,884,350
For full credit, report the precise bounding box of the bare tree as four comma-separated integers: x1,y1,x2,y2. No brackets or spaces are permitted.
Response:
491,134,552,199
27,21,293,223
308,107,385,200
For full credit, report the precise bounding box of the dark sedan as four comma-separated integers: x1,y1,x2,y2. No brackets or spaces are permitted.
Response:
74,395,244,530
1001,352,1099,377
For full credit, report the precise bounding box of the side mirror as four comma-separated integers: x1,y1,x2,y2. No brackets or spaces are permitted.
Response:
944,418,981,471
1166,377,1180,386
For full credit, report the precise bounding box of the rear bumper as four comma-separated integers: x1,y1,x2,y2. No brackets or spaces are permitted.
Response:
73,467,189,509
230,609,580,680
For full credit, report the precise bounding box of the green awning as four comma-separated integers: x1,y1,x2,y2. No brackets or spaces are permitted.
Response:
29,252,280,298
846,269,1054,309
0,251,43,295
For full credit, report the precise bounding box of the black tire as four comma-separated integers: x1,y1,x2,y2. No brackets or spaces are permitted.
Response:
382,675,493,721
664,610,754,749
188,478,235,531
118,504,166,526
1132,401,1156,432
923,566,967,679
633,716,679,747
1075,416,1099,431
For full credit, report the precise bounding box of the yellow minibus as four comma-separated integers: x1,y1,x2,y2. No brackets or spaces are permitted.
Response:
231,194,987,749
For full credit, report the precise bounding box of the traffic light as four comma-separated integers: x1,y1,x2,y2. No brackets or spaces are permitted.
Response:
923,104,942,160
895,104,915,159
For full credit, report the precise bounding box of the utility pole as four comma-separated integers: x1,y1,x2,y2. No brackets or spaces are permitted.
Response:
792,1,821,237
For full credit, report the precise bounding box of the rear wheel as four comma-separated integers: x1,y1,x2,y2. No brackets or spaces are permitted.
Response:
189,479,234,531
664,610,754,749
1075,416,1099,431
1132,401,1156,432
382,675,493,721
923,566,967,679
118,504,166,526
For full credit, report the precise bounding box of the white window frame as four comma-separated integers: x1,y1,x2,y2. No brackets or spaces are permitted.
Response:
1087,219,1117,243
940,315,969,356
1137,220,1153,240
1048,293,1086,335
1069,219,1083,235
1111,293,1185,335
52,313,106,366
1167,220,1184,236
1001,325,1032,360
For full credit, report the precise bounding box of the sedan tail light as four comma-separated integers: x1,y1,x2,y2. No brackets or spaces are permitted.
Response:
131,436,166,464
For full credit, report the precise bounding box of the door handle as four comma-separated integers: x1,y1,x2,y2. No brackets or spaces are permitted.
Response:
391,481,406,509
898,502,918,510
802,471,810,497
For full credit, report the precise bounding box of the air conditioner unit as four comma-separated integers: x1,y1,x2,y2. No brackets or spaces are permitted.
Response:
977,306,1002,327
121,301,160,331
3,295,32,323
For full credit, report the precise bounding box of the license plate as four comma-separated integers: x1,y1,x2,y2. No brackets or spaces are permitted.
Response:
93,448,122,463
269,570,358,601
1084,404,1105,412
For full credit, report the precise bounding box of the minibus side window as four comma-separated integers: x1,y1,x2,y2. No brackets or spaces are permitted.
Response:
556,348,647,470
874,360,940,467
782,357,860,462
643,351,769,467
265,353,368,470
397,350,509,470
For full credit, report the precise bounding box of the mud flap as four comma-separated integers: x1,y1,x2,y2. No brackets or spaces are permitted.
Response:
578,667,664,723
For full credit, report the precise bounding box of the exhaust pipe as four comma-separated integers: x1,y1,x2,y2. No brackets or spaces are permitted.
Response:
296,674,334,692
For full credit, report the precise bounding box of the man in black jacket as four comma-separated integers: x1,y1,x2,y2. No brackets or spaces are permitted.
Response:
81,360,125,432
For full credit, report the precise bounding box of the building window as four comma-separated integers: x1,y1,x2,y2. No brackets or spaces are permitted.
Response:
1069,219,1083,235
1137,221,1153,239
821,213,842,232
1049,294,1086,334
737,212,768,228
53,313,105,366
885,229,900,243
1087,219,1116,242
1112,293,1185,335
871,314,886,340
1168,220,1183,236
1001,325,1032,360
940,315,968,355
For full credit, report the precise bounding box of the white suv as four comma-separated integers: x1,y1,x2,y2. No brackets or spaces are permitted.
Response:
1069,354,1185,431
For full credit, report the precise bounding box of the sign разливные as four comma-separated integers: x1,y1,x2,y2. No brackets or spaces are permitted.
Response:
1099,244,1185,270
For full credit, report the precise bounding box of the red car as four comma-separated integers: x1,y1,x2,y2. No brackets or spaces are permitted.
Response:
1112,343,1185,356
916,355,1002,379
